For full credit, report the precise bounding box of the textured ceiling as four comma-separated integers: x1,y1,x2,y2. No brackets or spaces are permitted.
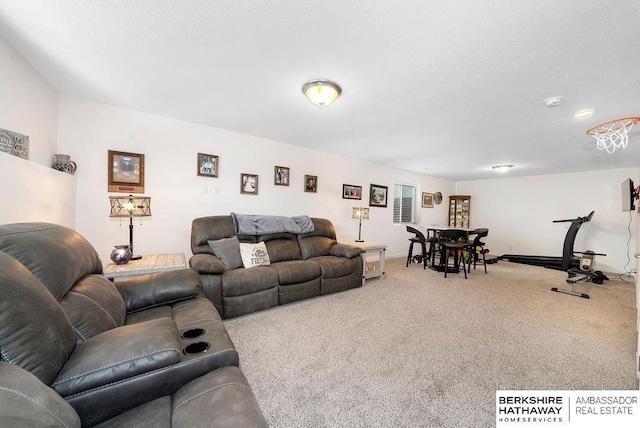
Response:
1,0,639,181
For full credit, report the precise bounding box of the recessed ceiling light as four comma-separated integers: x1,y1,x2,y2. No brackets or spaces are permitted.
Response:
574,109,594,119
492,165,514,173
544,96,563,108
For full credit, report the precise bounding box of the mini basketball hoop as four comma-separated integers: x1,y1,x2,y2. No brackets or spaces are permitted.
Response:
586,116,640,153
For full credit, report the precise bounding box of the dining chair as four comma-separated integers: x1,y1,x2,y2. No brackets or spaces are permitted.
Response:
438,229,468,279
406,226,427,269
464,228,489,273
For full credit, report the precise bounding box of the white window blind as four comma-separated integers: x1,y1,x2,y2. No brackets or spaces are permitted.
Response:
393,184,415,224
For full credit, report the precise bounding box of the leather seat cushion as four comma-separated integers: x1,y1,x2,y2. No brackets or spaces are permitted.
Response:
270,260,321,285
221,267,278,297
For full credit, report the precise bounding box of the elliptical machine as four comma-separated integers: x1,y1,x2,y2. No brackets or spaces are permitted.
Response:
550,250,608,299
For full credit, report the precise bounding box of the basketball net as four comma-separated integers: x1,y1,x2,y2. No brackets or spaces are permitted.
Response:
586,116,639,154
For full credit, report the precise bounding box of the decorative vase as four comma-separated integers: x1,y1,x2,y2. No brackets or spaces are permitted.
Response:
52,154,77,175
110,245,132,265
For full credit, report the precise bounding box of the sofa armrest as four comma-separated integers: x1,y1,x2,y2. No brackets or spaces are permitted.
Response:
189,254,225,274
115,269,201,313
329,243,363,258
53,318,181,397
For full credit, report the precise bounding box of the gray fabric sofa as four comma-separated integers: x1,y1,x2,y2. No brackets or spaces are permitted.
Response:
0,223,267,427
190,216,364,319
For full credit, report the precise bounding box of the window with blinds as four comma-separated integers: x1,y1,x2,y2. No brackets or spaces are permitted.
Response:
393,183,415,224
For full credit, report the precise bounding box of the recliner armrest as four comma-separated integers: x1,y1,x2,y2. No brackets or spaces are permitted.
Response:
53,318,181,397
329,243,362,258
189,254,225,274
115,269,201,313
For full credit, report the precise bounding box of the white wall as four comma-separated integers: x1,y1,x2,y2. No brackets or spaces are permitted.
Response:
457,169,640,274
0,35,76,226
0,36,59,167
57,95,455,266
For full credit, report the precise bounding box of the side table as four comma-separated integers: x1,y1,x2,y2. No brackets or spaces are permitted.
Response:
351,241,387,285
104,253,187,281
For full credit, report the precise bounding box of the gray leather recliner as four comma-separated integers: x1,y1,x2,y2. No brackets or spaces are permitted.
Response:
0,223,267,427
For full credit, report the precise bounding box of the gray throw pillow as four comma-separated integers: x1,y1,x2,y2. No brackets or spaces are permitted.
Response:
207,236,243,270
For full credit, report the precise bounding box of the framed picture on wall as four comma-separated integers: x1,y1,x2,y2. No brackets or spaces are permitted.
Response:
342,184,362,200
422,192,435,208
240,173,259,195
274,166,290,186
108,150,145,193
369,184,388,207
197,153,219,177
304,175,318,193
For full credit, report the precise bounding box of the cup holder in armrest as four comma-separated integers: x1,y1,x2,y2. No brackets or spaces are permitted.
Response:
183,341,210,355
181,328,206,339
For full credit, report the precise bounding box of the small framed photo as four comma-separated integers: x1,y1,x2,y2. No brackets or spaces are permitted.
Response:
304,175,318,193
274,166,290,186
342,184,362,200
422,192,435,208
240,173,259,195
108,150,145,193
197,153,219,178
369,184,388,207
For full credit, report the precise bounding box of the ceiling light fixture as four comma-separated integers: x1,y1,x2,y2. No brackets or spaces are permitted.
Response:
492,165,514,173
574,109,594,119
544,96,563,108
302,79,342,107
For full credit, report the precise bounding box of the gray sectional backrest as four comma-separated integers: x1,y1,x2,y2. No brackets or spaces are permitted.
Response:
0,222,103,301
0,251,77,385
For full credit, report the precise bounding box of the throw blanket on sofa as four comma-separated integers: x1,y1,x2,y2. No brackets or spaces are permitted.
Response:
231,213,315,235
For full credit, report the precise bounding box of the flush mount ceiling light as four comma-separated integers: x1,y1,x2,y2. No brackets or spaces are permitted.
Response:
574,109,594,119
544,96,563,108
302,79,342,107
492,165,514,173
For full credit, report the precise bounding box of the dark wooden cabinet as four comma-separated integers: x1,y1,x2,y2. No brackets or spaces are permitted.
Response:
448,195,471,228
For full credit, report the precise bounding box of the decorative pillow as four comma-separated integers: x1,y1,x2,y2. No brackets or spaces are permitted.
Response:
208,236,243,270
239,241,271,269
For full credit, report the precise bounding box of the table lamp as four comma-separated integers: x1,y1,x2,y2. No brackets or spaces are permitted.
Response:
109,195,151,260
352,207,369,242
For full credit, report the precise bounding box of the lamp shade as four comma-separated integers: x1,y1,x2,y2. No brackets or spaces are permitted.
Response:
352,207,369,219
109,195,151,217
302,79,342,107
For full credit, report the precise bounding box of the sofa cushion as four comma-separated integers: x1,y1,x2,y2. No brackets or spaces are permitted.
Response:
189,253,225,274
298,236,336,259
222,267,278,297
270,260,321,285
52,318,181,397
191,216,236,255
0,362,81,428
0,252,76,385
0,223,103,301
115,269,201,313
60,274,127,345
313,255,359,278
208,236,243,270
239,242,271,268
258,233,302,262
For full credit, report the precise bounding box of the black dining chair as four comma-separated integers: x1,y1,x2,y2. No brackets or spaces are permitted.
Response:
464,228,489,273
406,226,427,269
438,229,468,279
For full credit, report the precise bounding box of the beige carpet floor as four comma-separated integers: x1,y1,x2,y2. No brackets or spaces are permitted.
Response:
224,258,638,428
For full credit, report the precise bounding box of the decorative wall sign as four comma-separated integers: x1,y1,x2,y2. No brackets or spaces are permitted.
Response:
0,128,29,160
304,175,318,193
369,184,388,207
197,153,219,177
108,150,145,193
274,166,290,186
241,173,259,194
342,184,362,200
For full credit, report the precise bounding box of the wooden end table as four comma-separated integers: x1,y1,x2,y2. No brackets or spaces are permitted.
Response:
351,241,387,285
104,253,187,281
